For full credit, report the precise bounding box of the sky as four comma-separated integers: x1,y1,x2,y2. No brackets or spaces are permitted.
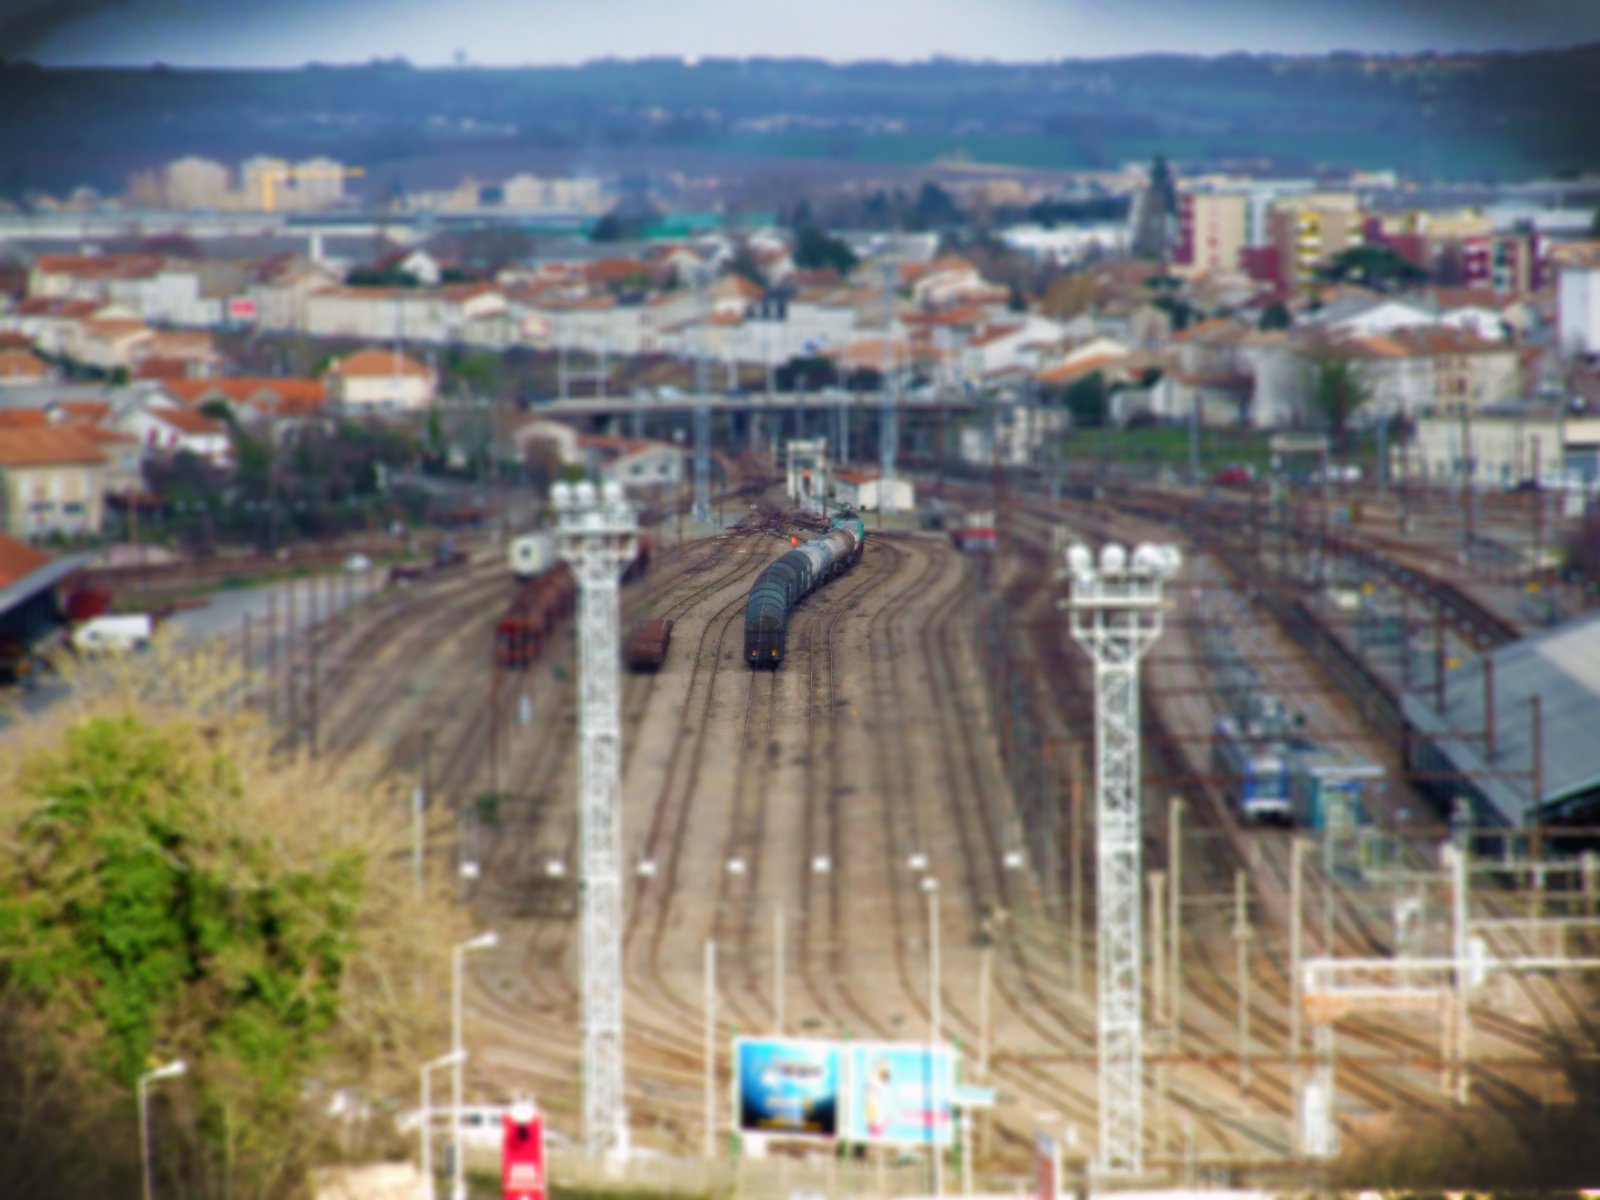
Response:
4,0,1600,67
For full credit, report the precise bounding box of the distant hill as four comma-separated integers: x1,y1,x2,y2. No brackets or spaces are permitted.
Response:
2,47,1597,196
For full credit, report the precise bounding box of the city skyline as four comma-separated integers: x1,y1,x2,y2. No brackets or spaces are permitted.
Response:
6,0,1600,68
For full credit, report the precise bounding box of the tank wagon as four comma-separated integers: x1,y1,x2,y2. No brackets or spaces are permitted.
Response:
744,510,865,668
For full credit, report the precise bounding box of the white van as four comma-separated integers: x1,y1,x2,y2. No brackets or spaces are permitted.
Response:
71,614,154,655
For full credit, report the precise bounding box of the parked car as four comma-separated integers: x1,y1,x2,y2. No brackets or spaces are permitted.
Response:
1213,465,1255,487
1310,463,1363,484
71,614,154,655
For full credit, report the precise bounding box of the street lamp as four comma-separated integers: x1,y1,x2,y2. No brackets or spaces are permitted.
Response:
452,932,499,1200
922,876,943,1198
139,1058,187,1200
420,1050,466,1199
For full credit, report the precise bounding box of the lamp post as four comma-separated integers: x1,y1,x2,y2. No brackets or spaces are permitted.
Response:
139,1058,186,1200
452,932,499,1200
922,875,943,1198
421,1050,466,1200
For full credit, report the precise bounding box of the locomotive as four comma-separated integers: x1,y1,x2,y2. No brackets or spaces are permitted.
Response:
744,510,866,668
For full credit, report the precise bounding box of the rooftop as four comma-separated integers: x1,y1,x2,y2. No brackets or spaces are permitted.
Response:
1402,609,1600,825
326,349,431,379
0,534,49,589
0,426,106,467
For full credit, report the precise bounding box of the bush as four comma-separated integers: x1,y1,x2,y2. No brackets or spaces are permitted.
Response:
0,646,466,1198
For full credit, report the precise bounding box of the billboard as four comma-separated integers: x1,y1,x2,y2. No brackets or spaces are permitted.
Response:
735,1038,840,1139
841,1043,954,1147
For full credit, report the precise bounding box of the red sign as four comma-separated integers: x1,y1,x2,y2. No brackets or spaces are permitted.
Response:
227,297,257,321
1034,1131,1058,1200
501,1108,546,1200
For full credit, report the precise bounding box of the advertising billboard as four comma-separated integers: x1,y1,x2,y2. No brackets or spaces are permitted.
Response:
735,1038,840,1139
841,1043,954,1147
501,1104,545,1200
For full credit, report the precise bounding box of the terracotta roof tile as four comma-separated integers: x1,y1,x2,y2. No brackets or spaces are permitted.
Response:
150,408,226,436
161,377,327,408
0,348,48,377
0,426,106,467
1037,352,1128,385
325,350,431,379
0,534,50,589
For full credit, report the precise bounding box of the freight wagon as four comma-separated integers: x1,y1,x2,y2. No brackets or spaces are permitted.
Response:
949,510,997,553
744,510,866,668
625,618,674,672
495,533,651,671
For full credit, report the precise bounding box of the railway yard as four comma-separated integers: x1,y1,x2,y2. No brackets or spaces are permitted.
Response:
218,464,1600,1188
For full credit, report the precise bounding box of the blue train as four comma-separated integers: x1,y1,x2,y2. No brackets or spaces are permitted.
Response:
744,511,866,668
1211,717,1292,824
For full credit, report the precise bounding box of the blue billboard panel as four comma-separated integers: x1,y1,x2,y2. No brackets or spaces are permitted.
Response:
842,1043,955,1147
735,1038,840,1139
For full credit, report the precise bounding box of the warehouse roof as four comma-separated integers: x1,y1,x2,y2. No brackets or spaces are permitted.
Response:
1402,608,1600,826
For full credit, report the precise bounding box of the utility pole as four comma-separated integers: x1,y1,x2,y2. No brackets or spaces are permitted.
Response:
879,259,900,511
1063,540,1181,1175
1070,742,1085,996
693,267,712,524
773,903,784,1036
1234,870,1252,1097
704,939,717,1160
1291,835,1307,1140
552,480,638,1162
1168,798,1182,1048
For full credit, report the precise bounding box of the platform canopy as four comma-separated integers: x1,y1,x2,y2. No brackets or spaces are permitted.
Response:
1402,608,1600,826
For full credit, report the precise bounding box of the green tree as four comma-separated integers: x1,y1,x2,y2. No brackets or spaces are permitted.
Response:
794,225,858,275
197,398,235,425
0,652,459,1197
1316,244,1428,292
449,350,500,398
1063,370,1109,428
913,181,963,230
1309,349,1371,451
1258,301,1292,331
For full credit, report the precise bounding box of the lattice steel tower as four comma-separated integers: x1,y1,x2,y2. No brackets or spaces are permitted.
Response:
552,479,639,1160
692,265,712,524
1063,541,1181,1175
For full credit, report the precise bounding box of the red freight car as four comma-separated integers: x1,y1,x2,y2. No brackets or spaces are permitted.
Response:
624,618,674,672
492,534,649,672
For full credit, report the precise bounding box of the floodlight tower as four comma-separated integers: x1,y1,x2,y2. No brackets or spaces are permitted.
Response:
1062,540,1182,1175
552,479,639,1161
692,265,713,524
878,258,900,509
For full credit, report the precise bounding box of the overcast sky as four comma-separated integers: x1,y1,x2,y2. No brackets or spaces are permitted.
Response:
5,0,1600,67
